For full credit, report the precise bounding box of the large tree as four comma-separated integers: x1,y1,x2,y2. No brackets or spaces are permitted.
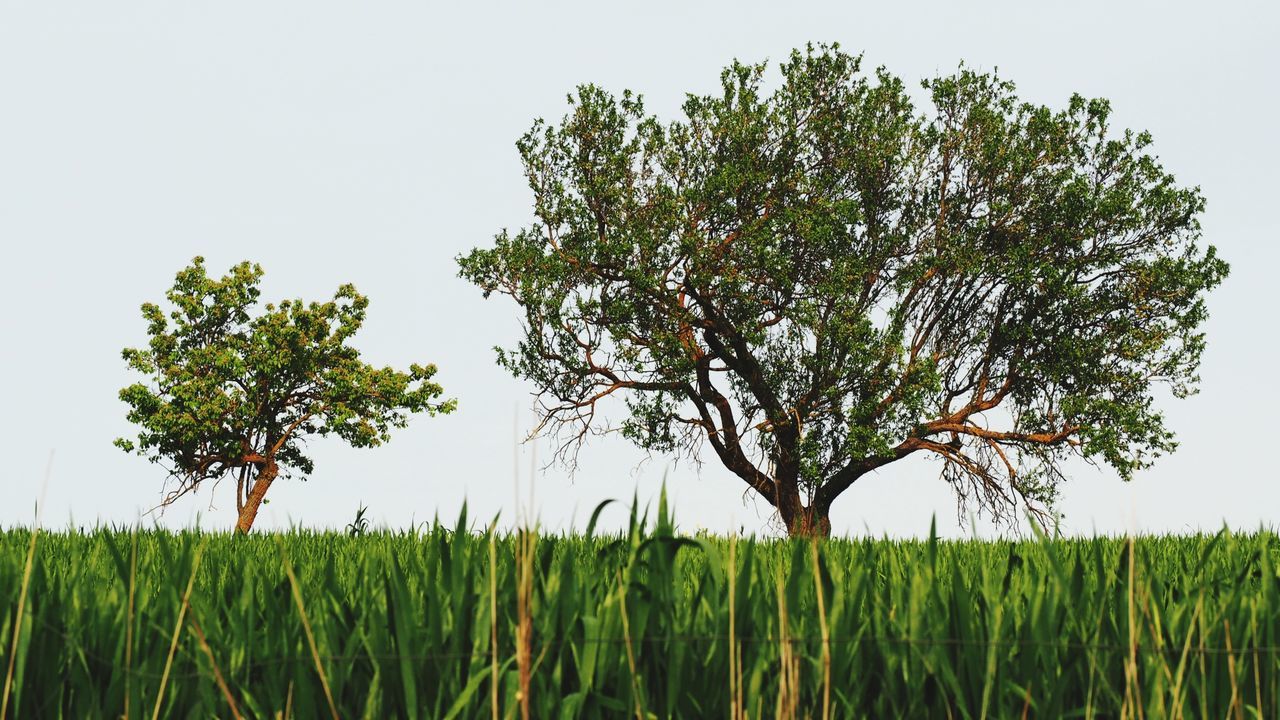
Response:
458,45,1227,536
117,258,456,533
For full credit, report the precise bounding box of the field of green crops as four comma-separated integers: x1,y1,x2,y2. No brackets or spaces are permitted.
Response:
2,500,1278,719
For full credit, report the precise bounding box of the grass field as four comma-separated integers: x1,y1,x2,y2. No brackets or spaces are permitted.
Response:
2,500,1278,719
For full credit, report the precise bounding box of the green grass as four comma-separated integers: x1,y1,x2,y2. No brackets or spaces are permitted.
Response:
1,500,1278,719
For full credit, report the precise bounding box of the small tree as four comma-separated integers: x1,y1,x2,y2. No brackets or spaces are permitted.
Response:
117,258,456,533
458,45,1228,536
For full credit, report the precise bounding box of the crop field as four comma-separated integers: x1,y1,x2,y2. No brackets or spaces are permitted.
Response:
2,504,1278,719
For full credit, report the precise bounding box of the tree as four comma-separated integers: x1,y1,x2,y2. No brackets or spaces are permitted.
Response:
458,45,1228,537
116,258,456,533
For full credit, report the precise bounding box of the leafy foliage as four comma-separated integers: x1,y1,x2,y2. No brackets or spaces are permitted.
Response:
116,258,455,529
459,44,1228,534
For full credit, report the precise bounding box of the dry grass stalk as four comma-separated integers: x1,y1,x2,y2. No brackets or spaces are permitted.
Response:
811,540,831,720
0,525,38,720
516,528,535,720
151,540,205,720
489,530,500,720
775,573,798,720
280,542,339,720
190,615,243,720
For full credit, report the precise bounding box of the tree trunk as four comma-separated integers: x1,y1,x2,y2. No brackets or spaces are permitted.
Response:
784,508,832,538
235,461,277,534
777,486,832,538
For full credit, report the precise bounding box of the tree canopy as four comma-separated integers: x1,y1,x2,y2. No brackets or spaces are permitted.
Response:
117,257,456,532
458,44,1228,536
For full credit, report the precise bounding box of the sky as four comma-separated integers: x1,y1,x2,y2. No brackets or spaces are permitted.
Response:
1,0,1275,538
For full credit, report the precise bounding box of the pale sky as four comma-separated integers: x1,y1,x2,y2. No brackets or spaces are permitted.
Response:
1,0,1274,538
